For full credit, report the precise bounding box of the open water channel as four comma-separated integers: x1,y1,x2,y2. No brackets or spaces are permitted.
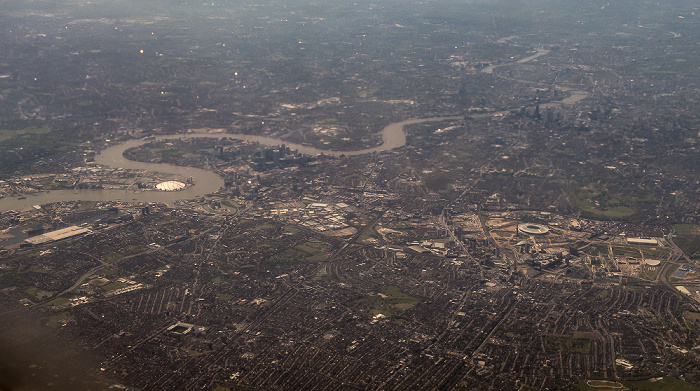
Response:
0,45,588,212
0,117,460,211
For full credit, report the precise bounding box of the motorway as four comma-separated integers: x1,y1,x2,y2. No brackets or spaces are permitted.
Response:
659,227,699,303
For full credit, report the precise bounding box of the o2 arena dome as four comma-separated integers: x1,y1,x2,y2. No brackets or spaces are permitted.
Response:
155,181,186,191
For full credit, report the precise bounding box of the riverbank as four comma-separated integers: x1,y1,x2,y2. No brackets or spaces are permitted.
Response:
0,116,462,211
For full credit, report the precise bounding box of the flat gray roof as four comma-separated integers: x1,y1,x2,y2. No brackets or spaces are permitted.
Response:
25,225,91,245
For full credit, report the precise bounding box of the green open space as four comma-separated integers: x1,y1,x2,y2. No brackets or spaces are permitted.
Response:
684,311,700,332
673,236,700,259
638,266,660,281
624,377,700,391
183,348,215,357
267,241,328,265
217,293,234,302
630,57,700,74
574,379,625,390
543,335,591,353
610,244,645,259
582,243,610,257
571,184,637,219
154,218,177,228
575,376,700,391
423,172,454,191
348,285,422,317
294,242,327,258
357,221,381,244
597,290,609,300
672,225,700,259
88,278,108,286
0,125,50,143
98,267,118,277
0,127,82,158
24,286,38,297
46,295,71,307
493,230,512,238
674,224,700,235
347,172,367,183
152,147,187,159
283,225,300,234
101,282,127,292
502,330,521,338
101,245,147,263
251,222,276,231
637,246,672,261
46,313,70,329
221,200,241,209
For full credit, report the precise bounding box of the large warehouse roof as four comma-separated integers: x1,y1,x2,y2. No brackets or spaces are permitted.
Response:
627,237,658,246
25,225,91,246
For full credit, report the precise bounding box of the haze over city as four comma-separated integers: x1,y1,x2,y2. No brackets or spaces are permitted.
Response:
0,0,699,390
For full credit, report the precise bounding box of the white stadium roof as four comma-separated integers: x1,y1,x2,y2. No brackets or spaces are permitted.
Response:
517,223,550,235
156,181,186,191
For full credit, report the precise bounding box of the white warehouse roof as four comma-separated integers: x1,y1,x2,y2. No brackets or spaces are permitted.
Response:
25,225,91,246
627,237,658,246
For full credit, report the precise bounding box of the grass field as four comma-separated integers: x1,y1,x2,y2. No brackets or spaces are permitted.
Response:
674,224,700,235
101,282,127,292
349,285,422,317
584,380,625,389
423,172,454,191
631,56,700,74
672,225,700,259
184,348,215,357
584,243,612,257
152,147,187,160
101,245,147,263
637,247,672,261
543,335,591,353
624,377,700,391
570,184,637,219
46,313,70,329
283,225,300,234
610,244,644,258
0,125,50,143
267,242,329,265
674,236,700,259
217,293,234,302
574,377,700,391
98,267,118,277
574,380,624,390
357,227,380,243
493,230,512,238
252,222,276,231
46,296,71,307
